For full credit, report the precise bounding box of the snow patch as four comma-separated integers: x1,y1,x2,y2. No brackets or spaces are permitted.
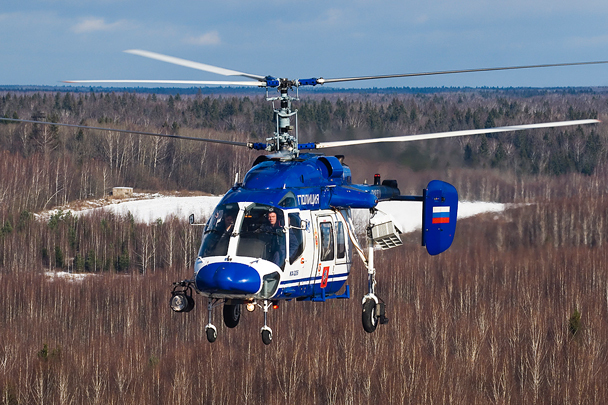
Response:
36,194,222,224
45,271,95,282
355,200,507,234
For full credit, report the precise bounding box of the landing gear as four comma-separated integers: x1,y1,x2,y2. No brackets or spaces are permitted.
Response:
223,303,241,328
205,298,221,343
361,225,388,333
169,279,277,344
260,300,273,345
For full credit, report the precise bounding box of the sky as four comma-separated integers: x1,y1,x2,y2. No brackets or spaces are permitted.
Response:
2,0,608,88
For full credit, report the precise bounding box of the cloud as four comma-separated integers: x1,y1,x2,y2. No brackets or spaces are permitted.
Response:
322,8,344,25
72,18,127,34
184,31,221,46
416,14,429,24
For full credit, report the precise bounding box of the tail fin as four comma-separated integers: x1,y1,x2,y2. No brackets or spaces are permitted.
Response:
422,180,458,255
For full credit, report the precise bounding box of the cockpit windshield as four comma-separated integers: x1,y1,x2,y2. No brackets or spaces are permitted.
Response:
236,204,286,270
198,203,287,269
198,203,239,258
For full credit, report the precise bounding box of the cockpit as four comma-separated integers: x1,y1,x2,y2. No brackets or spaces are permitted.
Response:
198,202,304,270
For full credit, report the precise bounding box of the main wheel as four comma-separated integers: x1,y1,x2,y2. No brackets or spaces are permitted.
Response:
223,303,241,328
362,299,378,333
261,329,272,345
185,295,195,312
206,326,217,343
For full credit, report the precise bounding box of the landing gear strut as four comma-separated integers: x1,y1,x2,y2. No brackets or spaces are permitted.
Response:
261,300,273,345
361,226,389,333
205,298,221,343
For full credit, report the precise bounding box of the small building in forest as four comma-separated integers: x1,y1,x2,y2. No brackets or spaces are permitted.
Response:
112,187,133,198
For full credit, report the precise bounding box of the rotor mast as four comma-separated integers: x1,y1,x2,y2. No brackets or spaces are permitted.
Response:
266,82,299,157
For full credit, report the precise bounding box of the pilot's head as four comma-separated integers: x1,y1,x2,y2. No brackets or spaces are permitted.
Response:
268,211,277,226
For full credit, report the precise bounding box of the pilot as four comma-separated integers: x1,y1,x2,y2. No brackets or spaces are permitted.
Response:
216,213,236,246
223,214,235,235
262,209,286,268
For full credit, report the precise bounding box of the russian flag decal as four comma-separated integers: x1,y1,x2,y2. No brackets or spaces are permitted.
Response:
432,206,450,224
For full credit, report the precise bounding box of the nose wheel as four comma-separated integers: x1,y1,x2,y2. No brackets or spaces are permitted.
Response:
205,324,217,343
260,300,273,345
261,327,272,345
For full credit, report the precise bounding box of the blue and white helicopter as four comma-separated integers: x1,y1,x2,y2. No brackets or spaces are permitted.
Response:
4,51,604,344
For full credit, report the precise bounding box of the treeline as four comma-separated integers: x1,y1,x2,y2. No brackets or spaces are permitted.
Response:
0,90,606,217
0,209,199,275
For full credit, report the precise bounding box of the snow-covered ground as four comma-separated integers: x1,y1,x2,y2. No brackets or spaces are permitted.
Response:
75,195,222,224
45,271,96,282
373,200,507,234
36,194,507,234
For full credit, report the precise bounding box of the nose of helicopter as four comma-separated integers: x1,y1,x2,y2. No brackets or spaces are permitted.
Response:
196,261,262,294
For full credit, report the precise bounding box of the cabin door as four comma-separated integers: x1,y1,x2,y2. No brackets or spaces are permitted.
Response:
315,214,335,296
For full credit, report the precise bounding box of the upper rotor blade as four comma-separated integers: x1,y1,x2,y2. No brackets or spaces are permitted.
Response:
314,119,601,149
0,118,255,147
317,61,608,85
63,79,264,86
125,49,267,81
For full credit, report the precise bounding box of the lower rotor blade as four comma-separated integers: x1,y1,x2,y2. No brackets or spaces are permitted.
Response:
314,119,601,148
0,118,253,147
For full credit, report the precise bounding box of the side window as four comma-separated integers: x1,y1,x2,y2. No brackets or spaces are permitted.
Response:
336,221,345,259
319,222,334,262
288,213,304,264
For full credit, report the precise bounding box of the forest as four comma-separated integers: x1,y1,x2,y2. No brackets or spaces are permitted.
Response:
1,87,608,403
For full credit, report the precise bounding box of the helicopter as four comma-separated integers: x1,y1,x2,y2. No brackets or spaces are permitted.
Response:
2,50,604,345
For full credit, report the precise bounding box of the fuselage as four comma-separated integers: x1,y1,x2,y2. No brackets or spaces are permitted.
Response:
193,153,390,301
